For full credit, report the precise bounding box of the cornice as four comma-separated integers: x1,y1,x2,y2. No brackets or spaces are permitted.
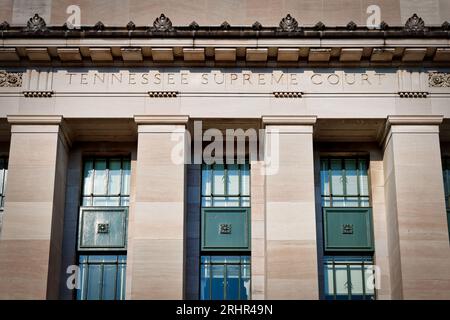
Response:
0,13,449,39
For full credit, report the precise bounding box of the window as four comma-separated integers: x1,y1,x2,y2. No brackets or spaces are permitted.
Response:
200,163,251,300
77,157,131,300
321,158,369,207
442,158,450,238
200,256,251,300
324,257,375,300
82,158,131,207
77,255,126,300
0,157,8,235
320,157,375,300
0,157,8,209
202,164,250,207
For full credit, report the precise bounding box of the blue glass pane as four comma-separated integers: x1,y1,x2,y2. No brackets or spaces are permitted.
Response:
86,264,102,300
226,265,240,300
211,265,225,300
102,264,117,300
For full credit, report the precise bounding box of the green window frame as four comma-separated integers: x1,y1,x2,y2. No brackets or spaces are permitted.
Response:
320,158,370,208
201,163,250,207
324,256,375,300
82,157,131,207
77,255,126,300
200,256,251,300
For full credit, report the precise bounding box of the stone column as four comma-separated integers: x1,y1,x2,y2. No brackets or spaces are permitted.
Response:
127,115,188,299
383,115,450,299
262,116,319,299
0,115,69,299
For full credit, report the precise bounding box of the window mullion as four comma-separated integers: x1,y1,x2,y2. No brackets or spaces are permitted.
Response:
329,159,333,207
361,260,366,300
346,263,351,300
342,159,347,207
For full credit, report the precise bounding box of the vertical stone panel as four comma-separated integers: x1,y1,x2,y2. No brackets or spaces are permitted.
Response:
263,116,319,299
0,115,68,299
251,161,266,299
383,116,450,299
127,116,188,299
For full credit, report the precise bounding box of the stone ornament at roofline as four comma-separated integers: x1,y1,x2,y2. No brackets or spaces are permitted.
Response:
279,13,299,32
25,13,47,32
93,21,105,31
404,13,425,32
5,12,450,34
152,13,173,32
252,21,262,30
346,21,357,31
126,21,136,31
0,21,9,30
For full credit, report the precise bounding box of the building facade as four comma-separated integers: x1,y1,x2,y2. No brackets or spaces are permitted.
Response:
0,1,450,300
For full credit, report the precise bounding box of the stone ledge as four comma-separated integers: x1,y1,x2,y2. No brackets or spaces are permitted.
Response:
387,115,444,126
134,115,189,125
7,115,63,125
262,116,317,126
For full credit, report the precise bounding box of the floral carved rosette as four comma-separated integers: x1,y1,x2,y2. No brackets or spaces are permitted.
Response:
0,71,23,87
428,72,450,87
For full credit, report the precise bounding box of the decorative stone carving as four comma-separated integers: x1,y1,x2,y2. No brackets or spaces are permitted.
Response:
0,21,9,30
25,14,47,32
94,21,105,31
219,224,232,234
220,21,231,30
152,14,173,32
189,21,199,30
273,91,302,98
279,14,299,32
346,21,357,31
126,21,136,30
148,91,178,98
314,21,326,31
405,13,425,32
429,72,450,87
252,21,262,30
23,91,53,97
379,21,389,30
0,71,23,87
398,92,428,98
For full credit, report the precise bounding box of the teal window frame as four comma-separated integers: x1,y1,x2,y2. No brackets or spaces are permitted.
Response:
320,158,370,208
77,255,126,300
323,207,374,252
324,256,375,300
201,207,251,252
81,157,131,207
200,255,251,300
201,163,250,207
77,206,129,251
